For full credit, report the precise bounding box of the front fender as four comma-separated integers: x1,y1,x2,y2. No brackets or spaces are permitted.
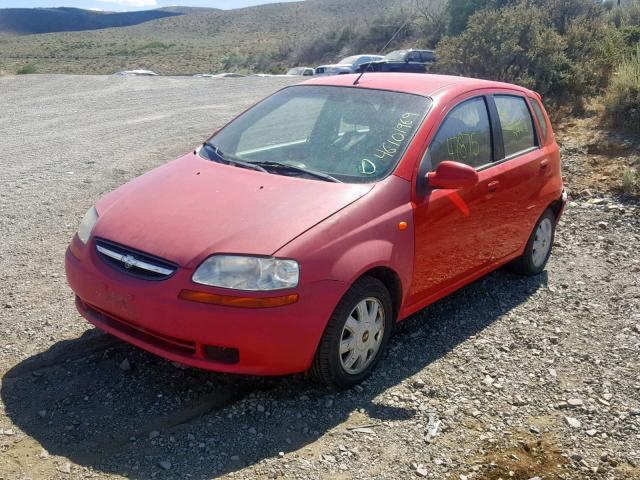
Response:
276,176,414,311
329,239,395,282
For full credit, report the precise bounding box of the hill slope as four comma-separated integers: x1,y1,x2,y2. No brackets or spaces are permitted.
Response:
0,0,411,75
0,7,186,36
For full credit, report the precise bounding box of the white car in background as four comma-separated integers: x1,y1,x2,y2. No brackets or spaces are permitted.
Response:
114,69,158,76
286,67,315,76
314,54,384,76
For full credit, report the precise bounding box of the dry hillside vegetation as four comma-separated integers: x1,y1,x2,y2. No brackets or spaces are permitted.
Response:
0,0,409,75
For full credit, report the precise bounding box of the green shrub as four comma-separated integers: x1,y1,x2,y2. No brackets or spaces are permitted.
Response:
435,4,575,101
16,64,37,74
140,41,174,50
605,45,640,132
443,0,505,36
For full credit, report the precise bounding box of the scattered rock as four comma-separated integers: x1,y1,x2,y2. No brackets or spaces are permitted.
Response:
158,460,171,470
119,358,131,371
565,416,582,429
416,465,429,477
567,398,584,407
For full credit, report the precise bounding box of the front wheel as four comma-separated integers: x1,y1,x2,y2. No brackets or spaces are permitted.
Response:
508,208,556,276
311,276,393,388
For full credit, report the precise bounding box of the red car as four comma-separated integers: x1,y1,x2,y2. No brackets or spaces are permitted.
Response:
66,73,566,387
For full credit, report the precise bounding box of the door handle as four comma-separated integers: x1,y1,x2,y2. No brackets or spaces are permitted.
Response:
487,180,500,191
540,158,550,168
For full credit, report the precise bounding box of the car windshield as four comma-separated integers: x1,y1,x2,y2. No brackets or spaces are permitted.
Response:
385,50,407,61
339,56,360,65
201,85,431,183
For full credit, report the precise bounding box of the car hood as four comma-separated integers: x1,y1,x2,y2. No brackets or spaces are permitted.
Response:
93,152,373,268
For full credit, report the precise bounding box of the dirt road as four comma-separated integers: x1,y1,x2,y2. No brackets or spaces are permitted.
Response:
0,75,638,479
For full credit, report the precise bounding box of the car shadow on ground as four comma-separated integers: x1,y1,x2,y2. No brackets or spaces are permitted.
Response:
2,269,547,479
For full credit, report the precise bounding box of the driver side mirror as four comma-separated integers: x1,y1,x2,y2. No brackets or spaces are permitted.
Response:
426,161,479,190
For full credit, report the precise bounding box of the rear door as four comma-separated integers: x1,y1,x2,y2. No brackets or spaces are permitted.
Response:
487,93,547,258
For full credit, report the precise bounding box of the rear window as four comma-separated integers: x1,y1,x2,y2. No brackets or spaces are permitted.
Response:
494,95,536,157
530,98,548,141
385,50,407,61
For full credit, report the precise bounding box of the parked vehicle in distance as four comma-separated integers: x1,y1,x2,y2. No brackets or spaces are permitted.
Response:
66,73,566,388
114,69,158,76
315,54,384,76
194,73,247,78
286,67,315,76
357,49,436,74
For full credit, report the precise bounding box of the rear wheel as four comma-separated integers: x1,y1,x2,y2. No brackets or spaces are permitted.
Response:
311,276,393,388
509,208,556,276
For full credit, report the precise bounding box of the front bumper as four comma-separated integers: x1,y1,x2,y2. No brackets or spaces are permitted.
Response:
65,237,346,375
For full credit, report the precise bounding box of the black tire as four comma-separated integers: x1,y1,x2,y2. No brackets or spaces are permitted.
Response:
508,208,556,276
310,276,393,388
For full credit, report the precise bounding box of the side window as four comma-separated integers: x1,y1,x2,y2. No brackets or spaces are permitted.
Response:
420,51,435,62
494,95,536,157
428,97,493,170
407,52,419,62
530,98,548,141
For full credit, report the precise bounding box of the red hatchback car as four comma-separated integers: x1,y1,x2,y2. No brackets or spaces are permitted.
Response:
66,73,566,387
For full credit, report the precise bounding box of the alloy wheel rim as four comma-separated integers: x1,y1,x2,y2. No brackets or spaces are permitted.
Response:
339,297,385,375
532,218,553,267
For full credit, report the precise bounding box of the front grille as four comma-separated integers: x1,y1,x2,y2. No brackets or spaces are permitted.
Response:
95,238,177,280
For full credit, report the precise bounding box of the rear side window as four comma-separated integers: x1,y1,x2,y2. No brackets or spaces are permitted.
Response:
429,97,493,170
420,51,435,62
530,98,548,141
494,95,536,157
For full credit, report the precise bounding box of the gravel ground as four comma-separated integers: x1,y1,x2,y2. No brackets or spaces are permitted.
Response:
0,75,639,480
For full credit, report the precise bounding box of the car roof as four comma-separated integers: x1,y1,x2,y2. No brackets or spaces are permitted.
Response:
300,73,536,98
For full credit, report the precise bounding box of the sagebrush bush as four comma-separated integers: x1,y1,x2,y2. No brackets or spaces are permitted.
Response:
622,168,638,194
605,45,640,132
16,64,36,74
435,4,576,101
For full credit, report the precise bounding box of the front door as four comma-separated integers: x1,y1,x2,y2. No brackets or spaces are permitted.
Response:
410,95,506,302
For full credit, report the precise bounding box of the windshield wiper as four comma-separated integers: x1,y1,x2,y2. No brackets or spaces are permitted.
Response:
202,141,268,173
253,161,342,183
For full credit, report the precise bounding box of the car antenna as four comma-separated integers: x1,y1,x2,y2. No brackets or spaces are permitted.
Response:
353,61,374,85
353,16,412,86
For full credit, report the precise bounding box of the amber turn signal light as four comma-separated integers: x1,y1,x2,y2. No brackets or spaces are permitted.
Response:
398,221,408,230
178,289,299,308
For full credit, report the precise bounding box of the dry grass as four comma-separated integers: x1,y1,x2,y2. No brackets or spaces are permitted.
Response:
622,168,638,195
605,44,640,133
0,0,410,75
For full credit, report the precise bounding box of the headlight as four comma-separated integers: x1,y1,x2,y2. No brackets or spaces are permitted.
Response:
192,255,299,291
77,206,99,245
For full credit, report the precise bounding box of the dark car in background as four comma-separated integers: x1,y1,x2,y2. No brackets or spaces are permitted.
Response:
357,49,436,74
315,54,384,76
